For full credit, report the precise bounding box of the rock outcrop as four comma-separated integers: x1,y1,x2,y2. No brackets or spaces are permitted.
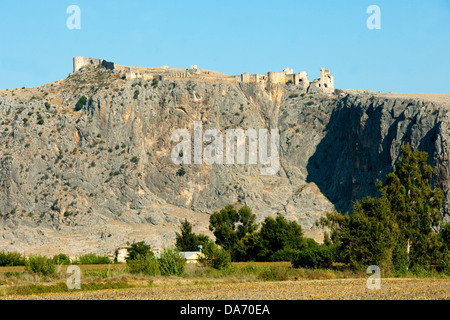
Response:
0,65,448,257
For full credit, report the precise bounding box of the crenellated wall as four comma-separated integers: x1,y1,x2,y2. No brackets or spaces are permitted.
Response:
72,57,333,91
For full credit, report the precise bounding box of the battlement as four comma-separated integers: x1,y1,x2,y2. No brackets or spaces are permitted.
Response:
72,57,334,92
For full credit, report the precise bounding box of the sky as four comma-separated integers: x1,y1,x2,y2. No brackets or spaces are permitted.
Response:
0,0,449,93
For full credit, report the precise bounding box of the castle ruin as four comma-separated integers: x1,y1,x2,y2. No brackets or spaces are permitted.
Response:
73,57,334,92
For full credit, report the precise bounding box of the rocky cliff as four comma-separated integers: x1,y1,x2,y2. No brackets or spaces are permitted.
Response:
0,65,449,258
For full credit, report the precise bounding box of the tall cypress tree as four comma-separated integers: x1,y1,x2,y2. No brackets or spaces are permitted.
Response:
378,143,444,267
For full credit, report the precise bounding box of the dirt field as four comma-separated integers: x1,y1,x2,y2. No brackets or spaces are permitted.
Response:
4,278,449,300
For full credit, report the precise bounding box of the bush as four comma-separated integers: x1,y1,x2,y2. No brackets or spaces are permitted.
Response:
127,254,160,276
26,255,56,276
157,248,186,276
291,246,333,269
130,156,139,163
75,96,87,111
74,254,111,265
439,259,450,274
176,167,186,177
53,254,71,265
270,247,299,262
133,90,140,99
258,267,288,281
392,241,410,275
198,241,231,270
0,251,27,266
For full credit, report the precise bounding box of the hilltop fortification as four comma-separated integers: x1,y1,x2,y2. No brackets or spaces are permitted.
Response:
0,58,448,258
73,56,334,93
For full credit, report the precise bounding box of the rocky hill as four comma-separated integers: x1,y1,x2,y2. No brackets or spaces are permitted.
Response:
0,65,449,258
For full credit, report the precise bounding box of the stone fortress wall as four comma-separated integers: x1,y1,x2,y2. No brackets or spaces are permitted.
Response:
73,57,334,92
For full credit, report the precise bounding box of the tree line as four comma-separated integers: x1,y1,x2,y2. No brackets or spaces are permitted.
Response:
176,144,450,274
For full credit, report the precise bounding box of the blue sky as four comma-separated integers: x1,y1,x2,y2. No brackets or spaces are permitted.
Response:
0,0,449,93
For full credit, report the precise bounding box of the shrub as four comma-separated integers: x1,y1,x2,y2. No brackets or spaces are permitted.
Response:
270,247,299,262
26,255,56,276
176,167,186,177
392,241,410,275
74,254,111,265
53,254,71,265
127,254,160,276
133,90,140,99
130,156,139,163
440,259,450,274
198,241,231,270
291,246,333,269
75,96,87,111
157,248,186,276
151,79,159,88
258,267,288,281
0,251,27,266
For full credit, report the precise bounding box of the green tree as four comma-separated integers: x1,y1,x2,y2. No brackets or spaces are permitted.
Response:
339,197,397,270
438,222,450,272
236,205,258,238
234,232,262,262
320,143,445,272
175,219,210,251
439,222,450,256
126,241,153,261
378,143,444,268
291,245,334,269
209,205,258,257
257,215,304,261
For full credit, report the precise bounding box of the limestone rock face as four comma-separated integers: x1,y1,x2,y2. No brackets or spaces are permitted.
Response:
0,66,449,257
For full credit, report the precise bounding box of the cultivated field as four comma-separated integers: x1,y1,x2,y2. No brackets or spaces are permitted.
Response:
7,278,449,300
0,262,448,300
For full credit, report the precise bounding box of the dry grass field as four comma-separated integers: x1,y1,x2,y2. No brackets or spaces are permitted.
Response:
0,262,448,300
5,278,448,300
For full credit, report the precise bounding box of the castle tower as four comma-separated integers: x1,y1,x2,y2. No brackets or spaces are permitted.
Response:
73,57,86,73
319,68,334,89
268,71,286,84
73,57,115,73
